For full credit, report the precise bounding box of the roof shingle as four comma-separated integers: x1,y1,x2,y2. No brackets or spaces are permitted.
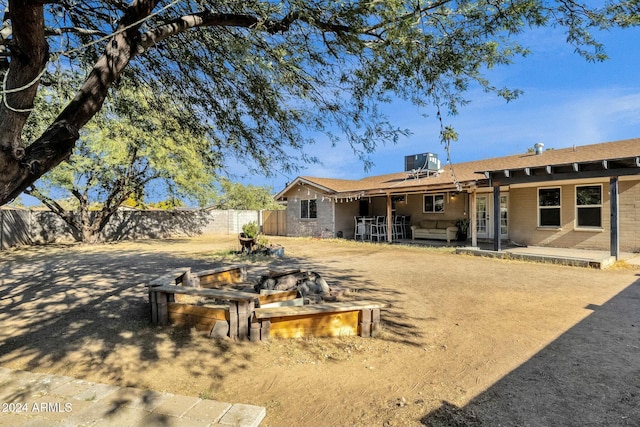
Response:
285,138,640,196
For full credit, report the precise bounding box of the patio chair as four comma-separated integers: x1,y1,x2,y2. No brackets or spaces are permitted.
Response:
393,215,405,239
370,216,386,242
354,217,367,240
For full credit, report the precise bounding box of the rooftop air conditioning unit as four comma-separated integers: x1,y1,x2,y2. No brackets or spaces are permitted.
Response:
405,153,440,172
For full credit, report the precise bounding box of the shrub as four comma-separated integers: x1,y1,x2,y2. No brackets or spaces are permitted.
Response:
241,221,260,238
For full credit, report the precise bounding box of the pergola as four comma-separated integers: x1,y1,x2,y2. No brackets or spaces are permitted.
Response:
481,156,640,259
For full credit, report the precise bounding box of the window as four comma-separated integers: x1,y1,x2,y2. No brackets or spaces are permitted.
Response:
538,187,561,227
300,199,317,219
576,185,602,228
423,194,445,213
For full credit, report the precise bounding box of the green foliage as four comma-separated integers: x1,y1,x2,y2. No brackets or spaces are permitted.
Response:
3,0,637,214
149,199,186,210
241,221,260,239
26,78,218,208
455,218,471,234
25,0,638,178
256,234,270,248
216,179,283,210
22,73,220,241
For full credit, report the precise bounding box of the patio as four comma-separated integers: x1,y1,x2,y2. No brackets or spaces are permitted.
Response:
363,236,640,269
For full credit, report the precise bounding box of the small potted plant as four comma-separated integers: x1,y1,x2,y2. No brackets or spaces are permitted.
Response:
239,221,260,253
455,218,470,241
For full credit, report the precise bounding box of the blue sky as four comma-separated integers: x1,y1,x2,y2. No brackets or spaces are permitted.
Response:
242,24,640,194
15,21,640,207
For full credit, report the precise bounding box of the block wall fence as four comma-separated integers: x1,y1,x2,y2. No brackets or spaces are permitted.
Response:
0,208,265,250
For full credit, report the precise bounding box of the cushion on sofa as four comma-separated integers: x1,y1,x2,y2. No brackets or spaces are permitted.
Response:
419,220,438,229
426,228,446,234
437,221,456,229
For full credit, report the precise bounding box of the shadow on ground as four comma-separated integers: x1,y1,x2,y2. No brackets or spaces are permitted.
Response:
0,238,420,407
421,275,640,427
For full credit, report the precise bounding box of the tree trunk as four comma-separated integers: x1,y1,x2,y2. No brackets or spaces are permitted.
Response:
0,1,48,200
0,0,160,206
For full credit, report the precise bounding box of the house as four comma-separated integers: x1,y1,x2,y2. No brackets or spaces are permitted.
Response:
275,138,640,256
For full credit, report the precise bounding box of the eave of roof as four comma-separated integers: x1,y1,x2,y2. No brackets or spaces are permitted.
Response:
276,138,640,199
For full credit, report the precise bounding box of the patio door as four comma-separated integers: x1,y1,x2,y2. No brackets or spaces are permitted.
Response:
475,194,509,239
476,195,490,238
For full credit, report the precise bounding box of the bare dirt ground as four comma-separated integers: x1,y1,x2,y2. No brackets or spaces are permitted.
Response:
1,235,639,426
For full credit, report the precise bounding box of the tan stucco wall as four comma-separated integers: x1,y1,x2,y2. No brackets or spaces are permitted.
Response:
403,192,468,227
508,178,640,251
619,179,640,252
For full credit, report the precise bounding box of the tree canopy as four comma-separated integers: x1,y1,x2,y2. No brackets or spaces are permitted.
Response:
22,79,219,242
1,0,638,206
215,178,283,210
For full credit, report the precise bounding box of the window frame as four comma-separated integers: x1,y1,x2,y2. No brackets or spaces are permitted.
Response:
537,187,561,228
575,184,603,229
300,199,317,220
423,194,445,213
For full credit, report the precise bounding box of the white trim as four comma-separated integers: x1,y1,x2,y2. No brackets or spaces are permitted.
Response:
574,183,603,229
537,186,562,227
423,193,445,213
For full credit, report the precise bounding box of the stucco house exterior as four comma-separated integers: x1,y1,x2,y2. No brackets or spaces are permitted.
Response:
275,138,640,256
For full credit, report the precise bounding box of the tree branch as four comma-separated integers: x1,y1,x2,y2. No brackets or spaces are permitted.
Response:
139,10,355,49
24,186,81,234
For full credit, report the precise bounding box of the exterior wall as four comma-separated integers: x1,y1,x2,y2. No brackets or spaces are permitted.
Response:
282,184,335,238
619,179,640,252
508,178,640,252
403,192,468,227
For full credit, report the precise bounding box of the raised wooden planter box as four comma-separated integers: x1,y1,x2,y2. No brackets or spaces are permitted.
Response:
251,300,386,341
147,267,386,342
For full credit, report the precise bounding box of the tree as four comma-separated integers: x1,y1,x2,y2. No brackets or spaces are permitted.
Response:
215,178,283,210
22,82,218,242
1,1,638,207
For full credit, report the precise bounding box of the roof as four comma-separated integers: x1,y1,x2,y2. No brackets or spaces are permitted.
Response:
276,138,640,199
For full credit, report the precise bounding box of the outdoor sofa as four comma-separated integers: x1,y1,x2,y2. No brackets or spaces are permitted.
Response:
410,220,458,243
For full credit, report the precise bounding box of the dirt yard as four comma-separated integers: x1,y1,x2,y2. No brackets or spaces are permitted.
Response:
1,235,639,426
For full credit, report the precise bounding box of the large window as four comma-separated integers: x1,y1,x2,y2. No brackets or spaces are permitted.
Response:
538,187,561,227
423,194,445,213
576,185,602,228
300,199,317,219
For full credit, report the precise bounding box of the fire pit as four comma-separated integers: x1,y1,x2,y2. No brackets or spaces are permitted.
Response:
147,265,385,341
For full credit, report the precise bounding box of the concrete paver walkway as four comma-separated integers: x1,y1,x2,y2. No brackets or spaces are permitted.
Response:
0,367,265,427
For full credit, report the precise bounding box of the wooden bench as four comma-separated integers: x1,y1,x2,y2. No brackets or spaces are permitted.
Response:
251,300,387,341
149,284,258,340
149,266,248,288
192,265,247,288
